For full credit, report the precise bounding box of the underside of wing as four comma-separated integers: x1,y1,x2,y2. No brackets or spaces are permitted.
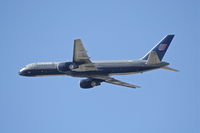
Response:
91,76,141,88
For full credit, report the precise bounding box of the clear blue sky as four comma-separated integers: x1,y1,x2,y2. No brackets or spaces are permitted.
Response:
0,0,199,133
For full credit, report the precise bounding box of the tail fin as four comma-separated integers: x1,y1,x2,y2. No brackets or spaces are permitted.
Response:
142,35,175,61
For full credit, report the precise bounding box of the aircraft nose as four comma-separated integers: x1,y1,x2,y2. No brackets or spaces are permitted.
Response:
19,67,26,76
19,71,23,76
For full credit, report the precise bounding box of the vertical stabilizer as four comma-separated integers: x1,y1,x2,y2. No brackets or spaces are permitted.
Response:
142,35,175,61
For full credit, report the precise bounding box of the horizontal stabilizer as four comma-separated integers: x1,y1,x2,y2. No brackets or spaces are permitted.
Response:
146,51,161,65
161,66,179,72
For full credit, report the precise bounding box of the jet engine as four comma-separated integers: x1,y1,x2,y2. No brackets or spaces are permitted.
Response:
69,64,78,70
80,79,102,89
57,62,77,72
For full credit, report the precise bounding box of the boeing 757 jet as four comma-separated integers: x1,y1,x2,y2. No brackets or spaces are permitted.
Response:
19,35,178,89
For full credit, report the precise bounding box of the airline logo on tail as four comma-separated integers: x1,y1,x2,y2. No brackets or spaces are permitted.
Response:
158,44,167,51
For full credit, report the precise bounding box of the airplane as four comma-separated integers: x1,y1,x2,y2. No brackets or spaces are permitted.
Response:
19,35,179,89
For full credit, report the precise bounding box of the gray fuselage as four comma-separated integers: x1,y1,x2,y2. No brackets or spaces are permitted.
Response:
19,60,169,77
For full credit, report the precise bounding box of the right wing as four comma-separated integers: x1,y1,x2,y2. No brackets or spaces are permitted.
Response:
72,39,97,71
73,39,91,63
91,76,141,89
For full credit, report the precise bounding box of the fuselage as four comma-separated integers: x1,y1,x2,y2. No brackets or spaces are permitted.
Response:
19,60,169,77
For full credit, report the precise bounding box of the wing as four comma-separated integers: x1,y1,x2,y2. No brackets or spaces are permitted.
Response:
72,39,97,71
73,39,91,63
91,76,141,88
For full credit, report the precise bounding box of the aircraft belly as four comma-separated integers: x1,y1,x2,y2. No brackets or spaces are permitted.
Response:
68,71,108,77
101,66,161,75
26,68,65,76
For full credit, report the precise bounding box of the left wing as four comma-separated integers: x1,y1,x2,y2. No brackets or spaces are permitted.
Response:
91,76,141,88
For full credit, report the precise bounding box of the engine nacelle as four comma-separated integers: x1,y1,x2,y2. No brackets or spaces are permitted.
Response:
57,62,72,72
57,62,79,72
69,64,78,70
80,79,102,89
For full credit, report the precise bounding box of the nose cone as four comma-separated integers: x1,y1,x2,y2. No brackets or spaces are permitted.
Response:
19,67,27,76
19,71,24,76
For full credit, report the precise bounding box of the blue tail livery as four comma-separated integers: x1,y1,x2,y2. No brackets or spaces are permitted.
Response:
142,35,175,61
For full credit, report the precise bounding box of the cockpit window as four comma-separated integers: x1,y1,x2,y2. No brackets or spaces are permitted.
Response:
26,63,36,68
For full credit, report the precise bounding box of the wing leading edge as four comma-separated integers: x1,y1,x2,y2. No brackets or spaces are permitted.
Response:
91,76,141,89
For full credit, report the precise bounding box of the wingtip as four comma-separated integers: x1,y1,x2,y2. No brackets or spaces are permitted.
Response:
74,38,81,41
135,86,141,88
